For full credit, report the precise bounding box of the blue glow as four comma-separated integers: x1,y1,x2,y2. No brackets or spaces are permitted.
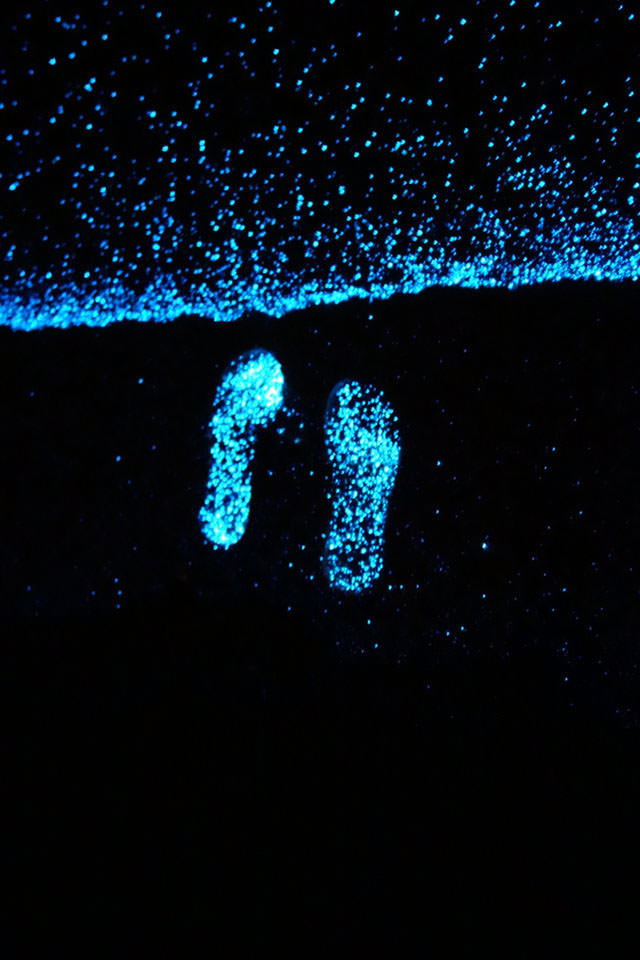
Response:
0,2,638,332
323,380,401,593
199,349,284,549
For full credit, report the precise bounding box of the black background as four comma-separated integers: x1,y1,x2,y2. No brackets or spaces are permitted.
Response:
3,0,640,951
5,283,640,949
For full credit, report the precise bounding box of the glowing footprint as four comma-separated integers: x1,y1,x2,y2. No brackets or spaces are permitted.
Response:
199,349,284,549
323,380,401,593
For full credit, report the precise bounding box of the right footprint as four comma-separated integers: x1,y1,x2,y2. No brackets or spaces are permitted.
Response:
323,380,401,593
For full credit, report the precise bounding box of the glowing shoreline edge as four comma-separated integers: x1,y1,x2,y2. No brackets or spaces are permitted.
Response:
323,380,401,594
2,250,639,333
199,349,285,549
2,3,639,332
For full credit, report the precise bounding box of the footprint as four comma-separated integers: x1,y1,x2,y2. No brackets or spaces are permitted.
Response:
323,380,401,593
199,349,284,549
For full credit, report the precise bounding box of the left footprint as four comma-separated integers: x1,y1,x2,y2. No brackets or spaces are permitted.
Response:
199,349,284,549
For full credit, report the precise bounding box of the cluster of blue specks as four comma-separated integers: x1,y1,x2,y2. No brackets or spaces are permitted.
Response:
1,0,639,331
199,355,400,591
199,349,284,549
323,381,401,593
